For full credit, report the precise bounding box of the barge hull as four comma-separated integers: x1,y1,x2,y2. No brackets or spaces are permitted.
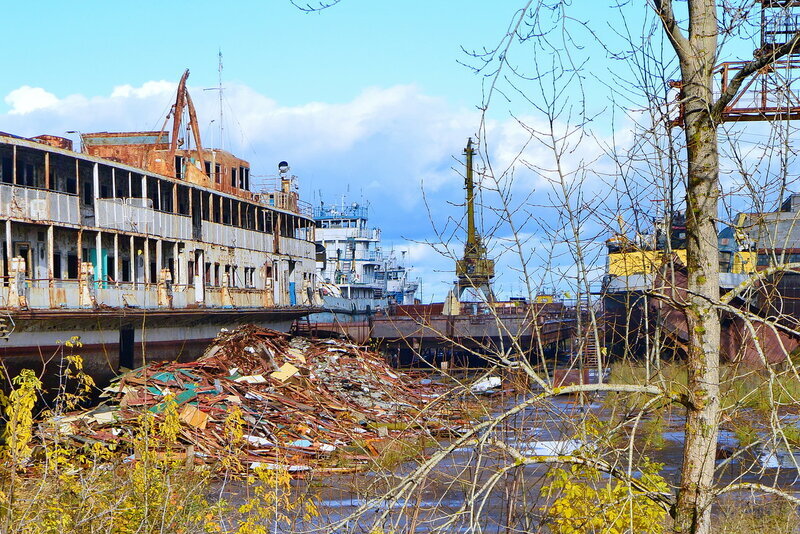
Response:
0,307,313,389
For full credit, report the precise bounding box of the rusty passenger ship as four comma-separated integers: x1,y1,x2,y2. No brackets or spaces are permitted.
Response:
0,71,318,384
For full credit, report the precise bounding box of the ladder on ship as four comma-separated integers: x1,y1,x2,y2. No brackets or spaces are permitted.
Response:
582,331,599,370
576,294,603,381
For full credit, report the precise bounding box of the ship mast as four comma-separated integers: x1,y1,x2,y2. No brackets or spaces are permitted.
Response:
456,138,495,302
217,49,224,148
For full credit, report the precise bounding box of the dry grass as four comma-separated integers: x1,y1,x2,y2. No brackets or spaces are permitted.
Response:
608,361,800,414
713,497,800,534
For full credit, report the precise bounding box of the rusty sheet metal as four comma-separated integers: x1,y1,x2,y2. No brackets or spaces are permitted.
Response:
30,135,73,151
647,265,800,365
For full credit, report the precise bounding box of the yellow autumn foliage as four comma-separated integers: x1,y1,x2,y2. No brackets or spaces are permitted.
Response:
542,460,669,534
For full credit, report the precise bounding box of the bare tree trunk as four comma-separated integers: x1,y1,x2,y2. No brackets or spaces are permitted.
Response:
655,1,721,532
674,70,721,534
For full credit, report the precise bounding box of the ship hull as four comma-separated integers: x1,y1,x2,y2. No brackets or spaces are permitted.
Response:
0,307,313,389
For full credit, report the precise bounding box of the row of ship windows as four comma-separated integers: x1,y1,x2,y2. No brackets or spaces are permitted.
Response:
18,250,260,289
317,219,364,229
176,156,251,191
0,148,312,236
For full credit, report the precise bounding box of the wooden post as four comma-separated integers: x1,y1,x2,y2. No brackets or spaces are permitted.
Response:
44,152,50,190
47,225,54,287
113,232,119,287
156,238,162,277
96,230,103,283
5,219,12,283
77,229,83,265
173,241,180,286
93,163,99,203
129,235,135,286
144,238,150,285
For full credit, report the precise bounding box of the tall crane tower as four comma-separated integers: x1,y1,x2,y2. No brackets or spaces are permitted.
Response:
456,138,495,302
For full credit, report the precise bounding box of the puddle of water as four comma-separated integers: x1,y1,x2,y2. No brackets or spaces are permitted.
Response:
226,389,800,532
757,447,800,469
514,439,583,456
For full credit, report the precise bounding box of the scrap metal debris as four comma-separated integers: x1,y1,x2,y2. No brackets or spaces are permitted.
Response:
43,325,464,471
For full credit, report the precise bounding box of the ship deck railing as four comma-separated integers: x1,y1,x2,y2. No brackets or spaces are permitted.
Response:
0,278,290,311
0,183,80,226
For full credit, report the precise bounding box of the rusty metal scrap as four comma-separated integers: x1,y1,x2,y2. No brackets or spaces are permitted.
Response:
44,325,463,471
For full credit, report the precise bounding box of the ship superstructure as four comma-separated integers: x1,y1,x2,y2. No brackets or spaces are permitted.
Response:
376,250,419,306
313,199,386,316
0,70,318,384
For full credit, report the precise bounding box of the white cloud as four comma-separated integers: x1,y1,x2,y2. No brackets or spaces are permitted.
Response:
5,86,60,115
111,81,177,99
0,79,631,301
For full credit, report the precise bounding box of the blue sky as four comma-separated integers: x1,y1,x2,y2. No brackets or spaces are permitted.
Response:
1,1,507,108
4,1,556,300
0,2,778,300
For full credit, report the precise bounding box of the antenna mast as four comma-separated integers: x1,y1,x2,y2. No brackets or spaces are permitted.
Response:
217,49,224,148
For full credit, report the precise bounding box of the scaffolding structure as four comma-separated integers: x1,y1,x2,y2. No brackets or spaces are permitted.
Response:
671,1,800,125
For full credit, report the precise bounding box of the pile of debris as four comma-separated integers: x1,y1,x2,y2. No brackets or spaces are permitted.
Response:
45,325,463,471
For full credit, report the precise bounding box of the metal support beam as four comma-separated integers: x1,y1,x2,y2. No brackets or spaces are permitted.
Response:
47,225,54,287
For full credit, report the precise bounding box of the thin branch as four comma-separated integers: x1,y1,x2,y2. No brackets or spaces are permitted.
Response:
652,0,690,56
715,482,800,506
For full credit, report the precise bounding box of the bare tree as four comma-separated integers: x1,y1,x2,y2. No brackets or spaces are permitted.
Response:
292,2,800,533
653,2,800,531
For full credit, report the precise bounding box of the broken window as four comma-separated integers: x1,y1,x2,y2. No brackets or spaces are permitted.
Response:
212,195,220,223
160,181,173,213
122,259,130,282
107,256,115,282
147,179,159,210
98,165,113,198
177,185,190,215
175,156,184,180
131,175,143,198
222,198,231,225
53,253,62,279
82,181,94,207
22,163,34,187
67,253,79,279
116,172,130,198
202,193,210,221
1,152,12,184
